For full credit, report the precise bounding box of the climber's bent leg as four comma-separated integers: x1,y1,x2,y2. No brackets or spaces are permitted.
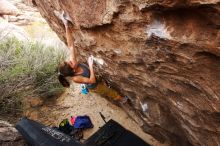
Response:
89,82,124,101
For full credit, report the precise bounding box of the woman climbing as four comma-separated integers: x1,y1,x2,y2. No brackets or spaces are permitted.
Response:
57,12,127,103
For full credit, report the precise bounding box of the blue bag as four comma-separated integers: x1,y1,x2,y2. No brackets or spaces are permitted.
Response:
74,115,93,129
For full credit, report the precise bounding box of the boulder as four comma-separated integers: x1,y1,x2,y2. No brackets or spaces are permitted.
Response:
0,19,29,40
0,120,27,146
33,0,220,145
0,0,21,16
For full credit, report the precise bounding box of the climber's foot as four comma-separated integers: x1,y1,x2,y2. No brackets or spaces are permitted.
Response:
120,96,128,104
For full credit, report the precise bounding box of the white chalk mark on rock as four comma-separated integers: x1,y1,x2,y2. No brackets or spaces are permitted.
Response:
146,20,171,39
140,102,148,112
114,49,122,54
90,55,105,66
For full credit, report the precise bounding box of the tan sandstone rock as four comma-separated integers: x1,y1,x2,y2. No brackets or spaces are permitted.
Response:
0,120,27,146
33,0,220,145
0,0,21,16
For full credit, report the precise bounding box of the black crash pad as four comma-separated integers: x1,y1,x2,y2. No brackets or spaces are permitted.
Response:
16,118,150,146
84,119,150,146
16,117,82,146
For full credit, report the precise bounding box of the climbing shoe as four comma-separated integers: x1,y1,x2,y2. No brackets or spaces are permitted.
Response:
120,96,128,104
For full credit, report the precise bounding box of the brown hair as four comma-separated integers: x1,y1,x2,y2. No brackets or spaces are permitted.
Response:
58,62,75,87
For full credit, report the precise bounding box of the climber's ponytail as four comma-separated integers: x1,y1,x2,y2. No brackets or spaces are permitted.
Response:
58,74,70,87
58,61,75,87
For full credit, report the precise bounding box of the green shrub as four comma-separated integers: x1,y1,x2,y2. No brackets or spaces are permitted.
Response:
0,37,66,117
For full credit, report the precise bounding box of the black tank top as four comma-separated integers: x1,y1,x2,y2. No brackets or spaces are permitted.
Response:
78,63,97,89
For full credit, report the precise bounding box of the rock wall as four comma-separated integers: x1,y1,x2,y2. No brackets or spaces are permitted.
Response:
33,0,220,145
0,120,27,146
6,0,44,26
0,0,21,16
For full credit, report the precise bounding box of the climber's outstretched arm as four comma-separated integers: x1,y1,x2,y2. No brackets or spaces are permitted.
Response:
65,24,77,62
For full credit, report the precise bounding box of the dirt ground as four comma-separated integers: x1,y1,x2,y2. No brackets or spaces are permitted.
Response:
25,83,165,146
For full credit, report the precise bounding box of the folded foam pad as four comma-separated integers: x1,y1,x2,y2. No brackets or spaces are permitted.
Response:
16,117,82,146
84,119,150,146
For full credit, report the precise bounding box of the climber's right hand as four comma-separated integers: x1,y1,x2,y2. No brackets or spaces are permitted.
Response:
88,56,94,68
